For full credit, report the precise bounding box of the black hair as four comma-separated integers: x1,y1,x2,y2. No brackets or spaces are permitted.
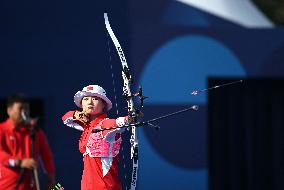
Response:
6,93,29,107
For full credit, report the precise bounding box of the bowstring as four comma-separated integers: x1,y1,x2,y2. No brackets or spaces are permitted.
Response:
107,39,119,116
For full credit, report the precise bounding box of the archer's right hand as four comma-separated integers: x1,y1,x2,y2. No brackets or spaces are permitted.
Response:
73,111,90,125
20,158,37,169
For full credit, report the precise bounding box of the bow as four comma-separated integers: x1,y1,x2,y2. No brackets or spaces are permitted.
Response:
104,12,141,190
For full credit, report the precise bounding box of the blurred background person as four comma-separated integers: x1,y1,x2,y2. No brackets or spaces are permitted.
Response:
0,93,56,190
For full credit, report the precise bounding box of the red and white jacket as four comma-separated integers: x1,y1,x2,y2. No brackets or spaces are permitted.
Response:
62,111,128,178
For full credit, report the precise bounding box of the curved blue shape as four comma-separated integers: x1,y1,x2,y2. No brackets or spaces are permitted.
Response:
140,35,246,105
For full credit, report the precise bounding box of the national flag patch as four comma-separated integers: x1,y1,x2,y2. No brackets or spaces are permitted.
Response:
87,86,93,91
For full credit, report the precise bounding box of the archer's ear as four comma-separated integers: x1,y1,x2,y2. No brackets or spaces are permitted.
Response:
7,106,12,116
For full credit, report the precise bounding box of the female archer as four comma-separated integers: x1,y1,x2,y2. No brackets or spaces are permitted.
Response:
62,85,129,190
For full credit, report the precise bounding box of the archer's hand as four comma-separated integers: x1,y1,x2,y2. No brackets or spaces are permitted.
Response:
20,158,37,169
73,111,89,125
127,111,144,123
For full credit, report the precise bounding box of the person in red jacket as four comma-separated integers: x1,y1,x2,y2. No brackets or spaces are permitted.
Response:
0,94,56,190
62,85,130,190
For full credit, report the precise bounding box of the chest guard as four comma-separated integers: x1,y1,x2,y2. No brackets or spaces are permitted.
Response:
84,126,122,158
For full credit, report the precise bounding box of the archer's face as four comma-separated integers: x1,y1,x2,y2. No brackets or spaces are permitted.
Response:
81,96,105,115
7,102,29,126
